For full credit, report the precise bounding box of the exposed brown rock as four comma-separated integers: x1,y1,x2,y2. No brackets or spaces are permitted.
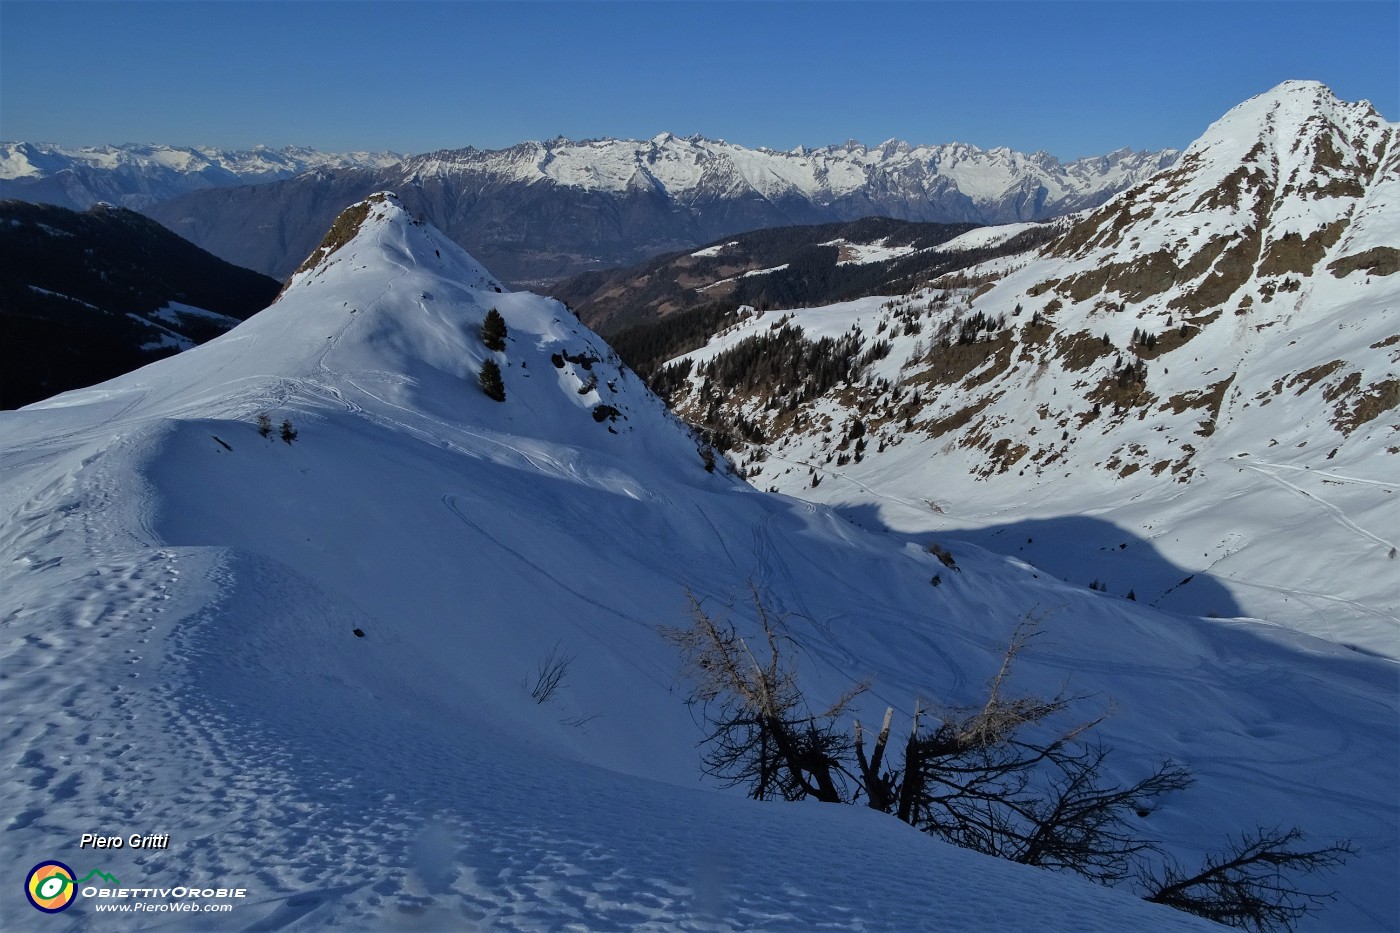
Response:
1258,221,1348,277
1332,379,1400,436
1329,247,1400,278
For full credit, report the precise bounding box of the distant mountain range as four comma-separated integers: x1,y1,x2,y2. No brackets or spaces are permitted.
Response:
0,135,1177,286
0,200,280,408
0,142,402,211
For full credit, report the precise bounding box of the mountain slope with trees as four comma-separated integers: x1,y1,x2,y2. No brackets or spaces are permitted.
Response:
0,200,280,408
659,81,1399,653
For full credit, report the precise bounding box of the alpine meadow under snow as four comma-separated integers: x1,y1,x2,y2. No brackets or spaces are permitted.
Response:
1,84,1397,933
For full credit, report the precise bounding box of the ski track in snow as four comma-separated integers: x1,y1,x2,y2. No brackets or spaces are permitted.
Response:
1239,461,1397,552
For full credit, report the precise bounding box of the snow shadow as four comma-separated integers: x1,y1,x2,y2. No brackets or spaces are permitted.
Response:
829,504,1244,620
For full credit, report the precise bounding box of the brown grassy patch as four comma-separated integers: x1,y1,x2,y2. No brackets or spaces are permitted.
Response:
1190,145,1267,212
1055,249,1180,304
1332,379,1399,436
924,396,994,438
909,332,1013,388
1167,227,1262,312
1287,360,1345,395
1088,368,1158,413
293,196,380,277
1328,247,1400,278
977,437,1031,476
1162,377,1234,418
1135,322,1204,360
1258,221,1348,277
1321,371,1361,404
1054,330,1117,372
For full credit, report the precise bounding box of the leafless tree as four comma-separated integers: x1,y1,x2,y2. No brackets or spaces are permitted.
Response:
887,619,1192,883
1142,827,1354,932
529,642,574,705
663,592,1351,931
661,586,865,803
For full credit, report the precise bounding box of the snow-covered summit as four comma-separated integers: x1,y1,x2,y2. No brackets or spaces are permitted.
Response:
1049,79,1395,267
397,132,1178,216
0,141,403,210
665,80,1399,651
14,191,713,483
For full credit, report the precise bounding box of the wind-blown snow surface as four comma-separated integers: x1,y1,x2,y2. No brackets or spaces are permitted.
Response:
1,196,1393,931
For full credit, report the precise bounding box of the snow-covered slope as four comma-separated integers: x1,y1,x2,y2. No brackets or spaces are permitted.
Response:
2,194,1393,931
0,142,401,210
666,81,1399,655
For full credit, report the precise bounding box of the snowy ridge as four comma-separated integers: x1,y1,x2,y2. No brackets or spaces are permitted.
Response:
0,142,402,210
0,142,401,181
936,220,1057,252
399,133,1178,220
1,193,1392,931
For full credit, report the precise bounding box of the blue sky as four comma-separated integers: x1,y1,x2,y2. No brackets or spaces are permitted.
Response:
2,2,1395,160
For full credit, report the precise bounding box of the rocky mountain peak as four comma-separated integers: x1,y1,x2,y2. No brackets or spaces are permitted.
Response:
657,82,1398,648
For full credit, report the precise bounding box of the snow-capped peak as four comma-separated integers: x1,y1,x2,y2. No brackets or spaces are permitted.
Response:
286,191,501,293
1179,79,1390,181
663,80,1399,655
395,132,1178,215
0,141,404,211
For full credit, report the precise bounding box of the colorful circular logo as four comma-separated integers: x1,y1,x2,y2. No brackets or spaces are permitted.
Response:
25,861,77,913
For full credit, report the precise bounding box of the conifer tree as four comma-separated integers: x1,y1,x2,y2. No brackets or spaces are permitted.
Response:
481,308,507,352
479,359,506,401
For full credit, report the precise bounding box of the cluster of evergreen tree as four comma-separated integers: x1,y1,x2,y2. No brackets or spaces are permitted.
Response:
1114,356,1149,388
956,310,1007,345
694,324,867,400
477,309,508,401
1132,327,1159,350
609,302,733,378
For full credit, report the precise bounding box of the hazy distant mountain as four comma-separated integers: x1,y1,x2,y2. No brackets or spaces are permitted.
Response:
0,142,402,211
0,200,280,407
142,135,1178,284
